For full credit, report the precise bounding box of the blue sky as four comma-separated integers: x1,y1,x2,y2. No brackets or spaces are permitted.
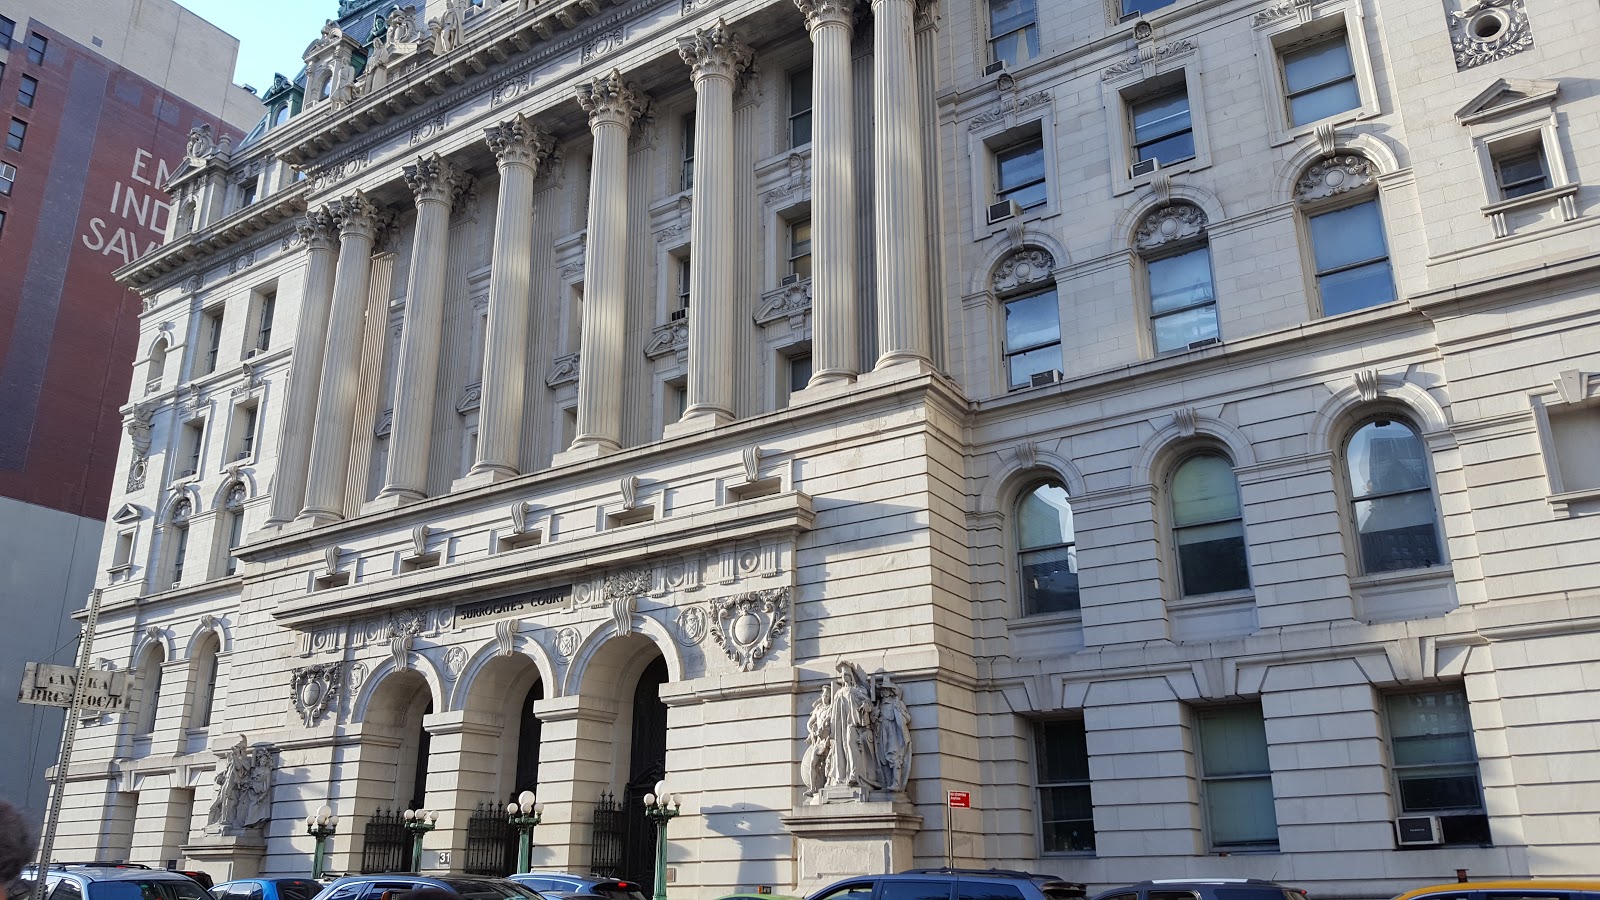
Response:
175,0,336,91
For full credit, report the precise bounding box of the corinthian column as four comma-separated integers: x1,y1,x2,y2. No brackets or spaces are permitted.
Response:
667,19,753,435
560,69,649,462
269,208,338,525
870,0,932,370
795,0,859,388
466,115,555,484
299,192,385,526
378,153,469,505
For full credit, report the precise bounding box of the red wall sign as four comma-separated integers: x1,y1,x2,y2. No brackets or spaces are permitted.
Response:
947,790,971,809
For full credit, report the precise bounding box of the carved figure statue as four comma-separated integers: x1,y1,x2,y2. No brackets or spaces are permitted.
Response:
800,683,832,797
803,661,916,801
429,0,467,54
828,661,880,789
206,735,274,830
387,6,420,44
876,675,913,793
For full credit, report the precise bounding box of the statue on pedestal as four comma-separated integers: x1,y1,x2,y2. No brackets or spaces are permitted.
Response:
803,661,913,801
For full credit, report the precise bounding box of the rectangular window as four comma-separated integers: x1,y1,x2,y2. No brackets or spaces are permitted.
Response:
19,75,38,109
788,351,813,395
223,512,244,577
1547,404,1600,494
789,68,813,148
112,531,135,570
989,0,1040,68
1131,86,1194,167
25,33,48,65
1003,287,1062,390
1283,33,1359,128
1035,719,1095,853
788,218,813,280
0,16,14,48
670,383,688,421
0,162,14,195
170,526,189,585
1148,244,1217,353
1122,0,1177,16
239,178,258,208
1493,143,1550,200
1385,688,1490,844
1308,199,1395,316
0,209,6,239
254,291,276,351
1196,705,1278,849
200,308,224,375
676,255,692,312
995,137,1047,210
7,119,27,152
182,420,205,476
235,404,258,460
681,113,695,192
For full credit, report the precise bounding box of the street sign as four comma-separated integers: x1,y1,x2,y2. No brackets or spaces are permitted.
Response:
947,790,971,809
17,662,128,712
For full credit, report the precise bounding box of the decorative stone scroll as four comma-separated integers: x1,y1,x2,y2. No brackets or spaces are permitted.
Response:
801,661,913,801
290,662,342,727
707,587,789,672
992,247,1055,294
1135,202,1208,251
1295,155,1374,202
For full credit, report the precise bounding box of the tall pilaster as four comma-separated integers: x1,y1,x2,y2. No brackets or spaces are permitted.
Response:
467,115,555,483
299,192,385,526
378,153,469,504
870,0,932,370
268,209,338,525
561,69,649,462
796,0,860,388
669,19,753,434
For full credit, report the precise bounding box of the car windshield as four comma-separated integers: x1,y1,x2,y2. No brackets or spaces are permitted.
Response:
436,880,543,900
90,881,213,900
273,883,319,900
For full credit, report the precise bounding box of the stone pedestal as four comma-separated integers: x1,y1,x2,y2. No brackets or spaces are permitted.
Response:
782,800,922,895
181,831,266,881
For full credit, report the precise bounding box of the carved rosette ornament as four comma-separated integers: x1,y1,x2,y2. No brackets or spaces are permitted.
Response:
485,113,557,171
290,662,342,727
1295,155,1374,203
708,587,789,672
794,0,857,31
297,208,340,252
1135,202,1209,251
404,153,470,208
329,190,386,238
992,247,1056,294
577,69,649,130
677,18,754,84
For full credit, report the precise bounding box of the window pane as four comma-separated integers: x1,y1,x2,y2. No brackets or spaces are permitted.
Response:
1153,303,1220,353
1199,707,1271,776
1149,246,1214,314
1346,421,1430,496
1021,546,1079,614
997,141,1045,195
1284,37,1355,94
1123,0,1177,15
1177,521,1249,595
1290,80,1361,128
1035,719,1090,781
789,354,813,394
1397,767,1483,811
789,69,812,115
990,26,1041,68
1039,784,1095,852
1318,259,1395,316
1354,493,1441,571
1017,482,1073,550
1132,91,1191,145
1205,776,1278,846
998,178,1049,210
1171,455,1241,525
990,0,1038,33
1387,691,1474,748
958,886,1027,900
879,883,952,900
1004,289,1060,350
1308,200,1386,272
1008,344,1063,390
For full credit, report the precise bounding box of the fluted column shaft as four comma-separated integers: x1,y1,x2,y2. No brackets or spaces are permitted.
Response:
299,193,384,524
269,210,338,524
472,117,553,480
871,0,932,368
567,70,648,459
676,20,752,427
798,0,860,386
380,154,468,502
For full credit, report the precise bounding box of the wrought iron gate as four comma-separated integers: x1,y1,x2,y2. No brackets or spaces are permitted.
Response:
590,791,623,878
464,802,514,876
361,808,410,874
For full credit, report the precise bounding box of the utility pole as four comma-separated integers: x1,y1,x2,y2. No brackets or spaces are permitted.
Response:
33,588,105,900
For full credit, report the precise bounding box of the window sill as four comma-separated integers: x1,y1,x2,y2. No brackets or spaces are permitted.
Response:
1273,106,1377,149
1349,564,1453,591
1008,609,1083,633
1116,154,1201,197
1168,587,1254,612
1481,181,1578,218
1549,486,1600,516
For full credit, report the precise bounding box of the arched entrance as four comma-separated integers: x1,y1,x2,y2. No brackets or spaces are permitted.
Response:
620,657,668,884
459,653,546,875
359,669,433,873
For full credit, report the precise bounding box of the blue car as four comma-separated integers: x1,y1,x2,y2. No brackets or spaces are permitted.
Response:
507,875,647,900
211,879,323,900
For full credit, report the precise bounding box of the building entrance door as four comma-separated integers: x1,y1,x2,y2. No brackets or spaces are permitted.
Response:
619,657,668,885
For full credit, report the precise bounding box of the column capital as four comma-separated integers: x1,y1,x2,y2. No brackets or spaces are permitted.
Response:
676,18,754,84
794,0,857,32
297,207,340,252
485,113,557,171
329,190,387,240
577,68,649,131
403,152,470,206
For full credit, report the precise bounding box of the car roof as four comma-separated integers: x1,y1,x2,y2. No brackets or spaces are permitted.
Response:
1393,882,1600,900
26,868,200,883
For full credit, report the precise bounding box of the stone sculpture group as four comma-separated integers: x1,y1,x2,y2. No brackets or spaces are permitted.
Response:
802,661,912,801
205,735,273,832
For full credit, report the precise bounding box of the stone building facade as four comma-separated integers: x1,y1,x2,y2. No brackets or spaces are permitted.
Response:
56,0,1600,896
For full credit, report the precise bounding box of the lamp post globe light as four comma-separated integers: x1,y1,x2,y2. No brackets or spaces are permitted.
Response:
402,808,438,873
505,790,545,874
305,805,338,880
641,780,681,900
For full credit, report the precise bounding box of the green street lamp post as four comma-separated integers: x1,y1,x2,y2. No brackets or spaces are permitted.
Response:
642,781,682,900
403,808,438,872
504,790,544,874
305,805,338,880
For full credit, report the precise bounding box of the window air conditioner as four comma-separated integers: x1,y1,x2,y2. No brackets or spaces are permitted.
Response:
178,468,196,479
171,582,183,590
988,199,1023,225
1395,815,1444,847
780,273,801,287
1131,158,1160,178
669,307,688,322
984,60,1008,77
1029,369,1064,388
236,450,251,460
245,348,264,359
1188,337,1219,350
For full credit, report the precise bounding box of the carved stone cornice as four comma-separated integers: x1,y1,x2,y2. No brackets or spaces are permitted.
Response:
484,113,557,171
404,153,468,206
297,208,340,252
644,318,690,361
577,69,649,131
329,190,387,239
676,18,754,84
794,0,857,31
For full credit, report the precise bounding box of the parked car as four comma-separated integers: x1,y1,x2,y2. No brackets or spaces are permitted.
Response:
212,878,322,900
808,868,1087,900
309,875,543,900
507,875,646,900
1391,881,1600,900
715,893,802,900
16,865,213,900
1089,878,1307,900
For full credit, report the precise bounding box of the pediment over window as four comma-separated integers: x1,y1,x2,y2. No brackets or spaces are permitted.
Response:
112,503,143,524
1455,78,1558,125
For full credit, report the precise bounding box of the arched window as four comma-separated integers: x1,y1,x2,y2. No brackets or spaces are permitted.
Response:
136,643,166,735
1135,203,1216,354
273,104,291,128
1344,417,1442,573
191,632,220,729
992,248,1061,391
1169,453,1250,596
145,338,168,394
167,498,192,588
1016,481,1078,615
1296,155,1396,317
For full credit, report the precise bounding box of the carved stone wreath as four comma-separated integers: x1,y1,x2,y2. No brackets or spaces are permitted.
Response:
1449,0,1533,71
290,662,342,727
708,587,789,672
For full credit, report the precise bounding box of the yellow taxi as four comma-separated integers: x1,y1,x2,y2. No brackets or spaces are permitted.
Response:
1392,881,1600,900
